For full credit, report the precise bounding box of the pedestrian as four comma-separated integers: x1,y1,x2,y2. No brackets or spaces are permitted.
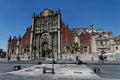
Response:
101,55,104,63
76,56,78,64
69,57,72,61
28,55,30,61
78,59,83,65
99,55,104,64
17,56,20,61
76,56,79,61
91,57,94,61
7,56,11,62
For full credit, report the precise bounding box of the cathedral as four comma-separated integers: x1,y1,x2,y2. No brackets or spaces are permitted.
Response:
7,9,117,60
7,9,75,60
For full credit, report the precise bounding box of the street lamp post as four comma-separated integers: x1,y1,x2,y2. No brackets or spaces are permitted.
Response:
51,32,55,74
39,28,42,60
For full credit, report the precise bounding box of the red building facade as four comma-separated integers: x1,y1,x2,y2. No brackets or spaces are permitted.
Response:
80,32,92,53
7,27,31,58
61,23,74,53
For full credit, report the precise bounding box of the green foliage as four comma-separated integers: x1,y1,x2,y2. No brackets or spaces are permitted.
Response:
66,43,87,54
73,43,79,52
66,43,80,54
0,51,6,58
24,45,30,53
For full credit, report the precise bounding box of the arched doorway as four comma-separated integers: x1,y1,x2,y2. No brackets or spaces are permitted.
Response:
42,41,50,57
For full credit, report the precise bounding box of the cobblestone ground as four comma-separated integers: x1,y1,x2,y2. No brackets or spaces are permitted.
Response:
0,74,100,80
0,74,51,80
4,64,100,80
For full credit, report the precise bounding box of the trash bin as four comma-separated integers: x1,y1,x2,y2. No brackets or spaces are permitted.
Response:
14,65,21,71
38,62,41,65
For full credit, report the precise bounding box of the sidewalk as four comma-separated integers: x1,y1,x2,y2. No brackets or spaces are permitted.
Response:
86,61,120,65
7,64,100,80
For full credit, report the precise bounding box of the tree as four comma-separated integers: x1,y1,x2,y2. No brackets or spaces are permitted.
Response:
0,51,6,58
73,43,79,53
65,43,80,60
80,45,83,54
70,43,80,55
70,44,74,54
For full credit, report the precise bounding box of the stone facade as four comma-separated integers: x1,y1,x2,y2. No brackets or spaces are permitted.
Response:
95,29,112,54
7,9,74,60
7,9,120,60
113,36,120,53
89,25,116,55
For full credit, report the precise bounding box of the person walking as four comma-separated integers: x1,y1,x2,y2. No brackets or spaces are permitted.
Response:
7,55,11,62
99,55,104,64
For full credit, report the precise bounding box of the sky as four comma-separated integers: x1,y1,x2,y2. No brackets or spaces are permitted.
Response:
0,0,120,51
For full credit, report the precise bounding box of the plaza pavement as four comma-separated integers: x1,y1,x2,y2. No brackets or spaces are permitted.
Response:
1,59,120,80
7,64,100,80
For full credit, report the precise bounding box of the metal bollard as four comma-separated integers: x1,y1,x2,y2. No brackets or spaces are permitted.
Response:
93,67,101,73
52,68,55,74
43,67,46,74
